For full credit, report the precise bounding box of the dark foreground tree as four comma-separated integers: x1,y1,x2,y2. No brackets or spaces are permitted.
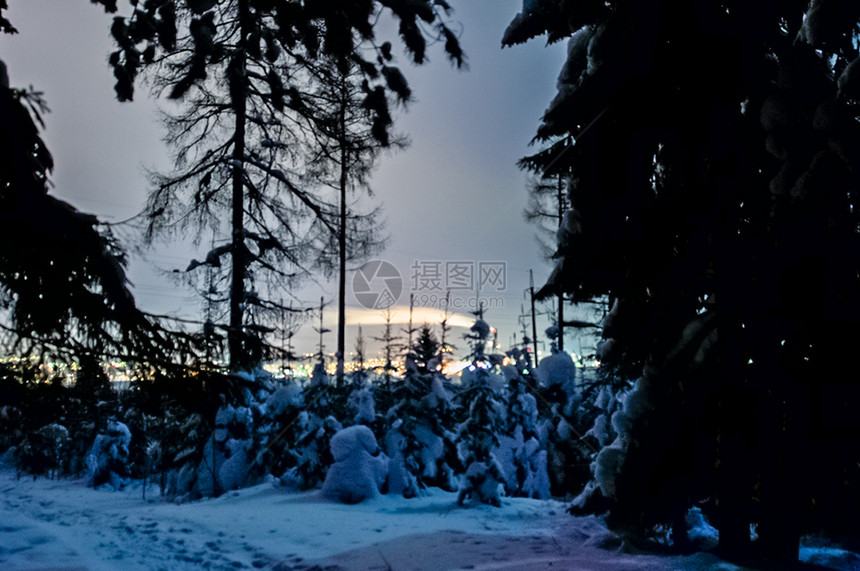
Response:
0,58,181,367
521,137,572,351
505,0,860,565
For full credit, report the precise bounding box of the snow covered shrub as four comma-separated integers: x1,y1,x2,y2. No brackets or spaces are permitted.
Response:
517,438,551,499
457,457,506,507
569,379,628,514
153,409,209,499
497,367,551,499
348,379,376,426
425,375,462,489
0,404,24,458
535,346,579,417
322,425,388,504
455,311,508,506
285,412,343,490
256,381,304,481
383,354,457,497
196,404,255,496
455,377,504,501
86,420,131,489
274,367,349,490
120,369,252,499
15,423,70,480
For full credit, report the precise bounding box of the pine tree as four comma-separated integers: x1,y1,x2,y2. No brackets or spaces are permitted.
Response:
413,324,440,374
521,137,572,351
99,0,465,371
505,0,860,562
372,309,402,413
346,326,377,426
384,353,427,497
0,58,180,368
455,307,506,506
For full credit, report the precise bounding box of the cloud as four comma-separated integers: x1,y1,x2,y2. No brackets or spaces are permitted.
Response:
334,305,474,329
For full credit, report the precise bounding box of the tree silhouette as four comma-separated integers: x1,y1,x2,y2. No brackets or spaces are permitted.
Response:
0,58,181,367
98,0,465,370
506,0,860,564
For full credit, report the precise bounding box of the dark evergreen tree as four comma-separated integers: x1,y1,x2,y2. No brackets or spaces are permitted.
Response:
413,324,440,374
372,309,402,413
15,422,69,480
383,353,428,497
455,308,506,506
505,0,860,563
0,58,180,368
522,137,572,350
346,326,377,426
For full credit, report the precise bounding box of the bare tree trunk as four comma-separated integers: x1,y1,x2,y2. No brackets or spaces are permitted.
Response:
229,0,250,371
336,79,348,387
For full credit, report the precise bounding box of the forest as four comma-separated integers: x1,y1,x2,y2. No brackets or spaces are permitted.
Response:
2,1,860,569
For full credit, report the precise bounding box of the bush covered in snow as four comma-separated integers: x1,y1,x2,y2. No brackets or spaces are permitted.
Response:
87,421,131,489
322,425,387,503
0,335,600,512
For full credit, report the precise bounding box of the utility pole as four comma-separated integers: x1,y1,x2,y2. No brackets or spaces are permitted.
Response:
438,291,452,370
530,269,539,367
557,166,565,352
518,304,532,368
315,296,330,366
407,293,415,350
279,299,296,378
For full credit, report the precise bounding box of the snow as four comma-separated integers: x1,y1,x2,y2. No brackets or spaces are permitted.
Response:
0,468,856,570
534,350,577,389
470,318,491,340
322,425,387,504
457,457,506,507
348,385,376,425
263,383,303,416
86,421,131,490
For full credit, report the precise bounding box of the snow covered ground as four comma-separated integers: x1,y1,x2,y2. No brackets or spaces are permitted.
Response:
1,469,857,570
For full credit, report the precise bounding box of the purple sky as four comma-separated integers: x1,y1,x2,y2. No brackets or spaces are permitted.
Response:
0,1,590,360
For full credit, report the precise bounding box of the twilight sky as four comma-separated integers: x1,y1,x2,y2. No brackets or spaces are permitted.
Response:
0,1,586,360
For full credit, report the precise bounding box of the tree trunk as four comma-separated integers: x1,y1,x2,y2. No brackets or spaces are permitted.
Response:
712,176,754,561
336,78,348,387
228,0,250,371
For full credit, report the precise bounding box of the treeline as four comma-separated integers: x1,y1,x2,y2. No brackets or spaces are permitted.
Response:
0,318,599,508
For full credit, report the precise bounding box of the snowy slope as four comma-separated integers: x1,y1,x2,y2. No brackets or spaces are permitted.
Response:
1,470,857,570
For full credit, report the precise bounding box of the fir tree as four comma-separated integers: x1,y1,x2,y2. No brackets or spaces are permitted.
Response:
372,309,402,413
506,0,860,562
0,58,180,368
498,364,551,499
455,307,506,507
413,324,440,375
347,326,377,427
384,353,428,497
